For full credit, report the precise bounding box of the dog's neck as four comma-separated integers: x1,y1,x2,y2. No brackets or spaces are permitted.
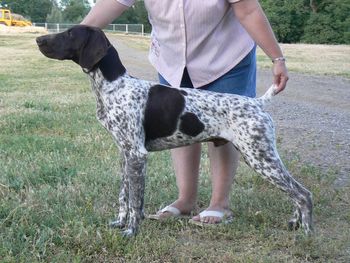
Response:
88,45,126,83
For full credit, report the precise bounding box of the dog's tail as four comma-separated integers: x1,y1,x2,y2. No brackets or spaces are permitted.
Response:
257,84,278,106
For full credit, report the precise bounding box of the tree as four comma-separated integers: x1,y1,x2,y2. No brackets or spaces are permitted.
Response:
302,0,350,44
260,0,350,44
62,0,90,23
260,0,310,43
46,2,63,23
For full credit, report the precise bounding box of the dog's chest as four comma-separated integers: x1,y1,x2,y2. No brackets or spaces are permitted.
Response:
93,78,150,130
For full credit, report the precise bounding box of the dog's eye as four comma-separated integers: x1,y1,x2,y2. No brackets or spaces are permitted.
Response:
67,30,73,37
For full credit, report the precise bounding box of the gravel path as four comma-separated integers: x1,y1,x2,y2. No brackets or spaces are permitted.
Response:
110,36,350,188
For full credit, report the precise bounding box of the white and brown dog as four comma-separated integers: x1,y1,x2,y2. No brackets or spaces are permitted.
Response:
36,25,313,237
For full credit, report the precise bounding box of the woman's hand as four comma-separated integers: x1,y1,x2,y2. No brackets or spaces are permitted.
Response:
272,60,289,94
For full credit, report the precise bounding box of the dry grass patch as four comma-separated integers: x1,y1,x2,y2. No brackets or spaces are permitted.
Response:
0,25,47,34
257,44,350,78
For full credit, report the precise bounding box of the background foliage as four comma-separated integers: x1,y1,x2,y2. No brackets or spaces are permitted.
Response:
0,0,349,44
260,0,350,44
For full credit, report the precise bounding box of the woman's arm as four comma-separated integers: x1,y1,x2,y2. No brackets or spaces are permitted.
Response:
81,0,129,28
232,0,289,94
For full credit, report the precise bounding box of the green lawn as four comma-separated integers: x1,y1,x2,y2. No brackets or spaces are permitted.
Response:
0,34,349,262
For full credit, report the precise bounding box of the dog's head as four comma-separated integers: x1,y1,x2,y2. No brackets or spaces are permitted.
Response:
36,25,110,70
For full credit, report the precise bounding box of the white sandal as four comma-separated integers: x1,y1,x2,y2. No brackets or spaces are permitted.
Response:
147,205,188,220
189,209,234,226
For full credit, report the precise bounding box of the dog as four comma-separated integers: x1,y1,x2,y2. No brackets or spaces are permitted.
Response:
36,25,313,237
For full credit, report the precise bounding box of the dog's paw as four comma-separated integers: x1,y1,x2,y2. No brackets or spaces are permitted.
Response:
109,220,126,229
302,222,314,236
121,228,136,238
288,219,301,231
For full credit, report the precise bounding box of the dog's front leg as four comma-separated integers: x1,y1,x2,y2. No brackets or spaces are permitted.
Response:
110,154,128,229
121,151,147,237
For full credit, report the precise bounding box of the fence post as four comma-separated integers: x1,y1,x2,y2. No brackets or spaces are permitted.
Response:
126,24,128,34
45,23,47,30
56,23,60,32
141,24,144,36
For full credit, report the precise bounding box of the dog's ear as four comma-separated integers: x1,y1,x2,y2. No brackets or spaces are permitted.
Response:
79,27,110,70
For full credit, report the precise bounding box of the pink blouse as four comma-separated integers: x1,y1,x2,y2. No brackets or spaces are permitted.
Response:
117,0,254,88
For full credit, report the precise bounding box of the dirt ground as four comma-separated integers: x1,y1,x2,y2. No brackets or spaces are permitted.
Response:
110,36,350,188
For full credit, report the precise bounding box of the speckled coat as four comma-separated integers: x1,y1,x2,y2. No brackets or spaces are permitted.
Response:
36,25,313,237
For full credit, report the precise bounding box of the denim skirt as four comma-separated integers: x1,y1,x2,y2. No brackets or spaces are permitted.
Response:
158,46,256,98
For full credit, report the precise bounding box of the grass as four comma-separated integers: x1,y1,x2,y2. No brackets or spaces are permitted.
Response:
1,33,349,262
257,44,350,78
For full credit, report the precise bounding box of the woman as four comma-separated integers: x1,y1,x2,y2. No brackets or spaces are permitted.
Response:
82,0,288,225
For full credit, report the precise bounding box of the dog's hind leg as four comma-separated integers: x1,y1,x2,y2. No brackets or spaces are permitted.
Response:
233,121,313,234
242,146,313,234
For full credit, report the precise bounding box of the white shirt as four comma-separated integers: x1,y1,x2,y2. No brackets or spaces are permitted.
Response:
117,0,254,88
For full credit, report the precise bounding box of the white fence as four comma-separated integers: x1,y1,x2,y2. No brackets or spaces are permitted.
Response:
33,23,145,36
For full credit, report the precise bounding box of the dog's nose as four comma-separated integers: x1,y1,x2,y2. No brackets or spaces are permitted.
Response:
36,37,47,46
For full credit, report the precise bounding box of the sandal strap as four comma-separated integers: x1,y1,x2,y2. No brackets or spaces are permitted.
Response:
199,210,224,219
160,205,181,216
